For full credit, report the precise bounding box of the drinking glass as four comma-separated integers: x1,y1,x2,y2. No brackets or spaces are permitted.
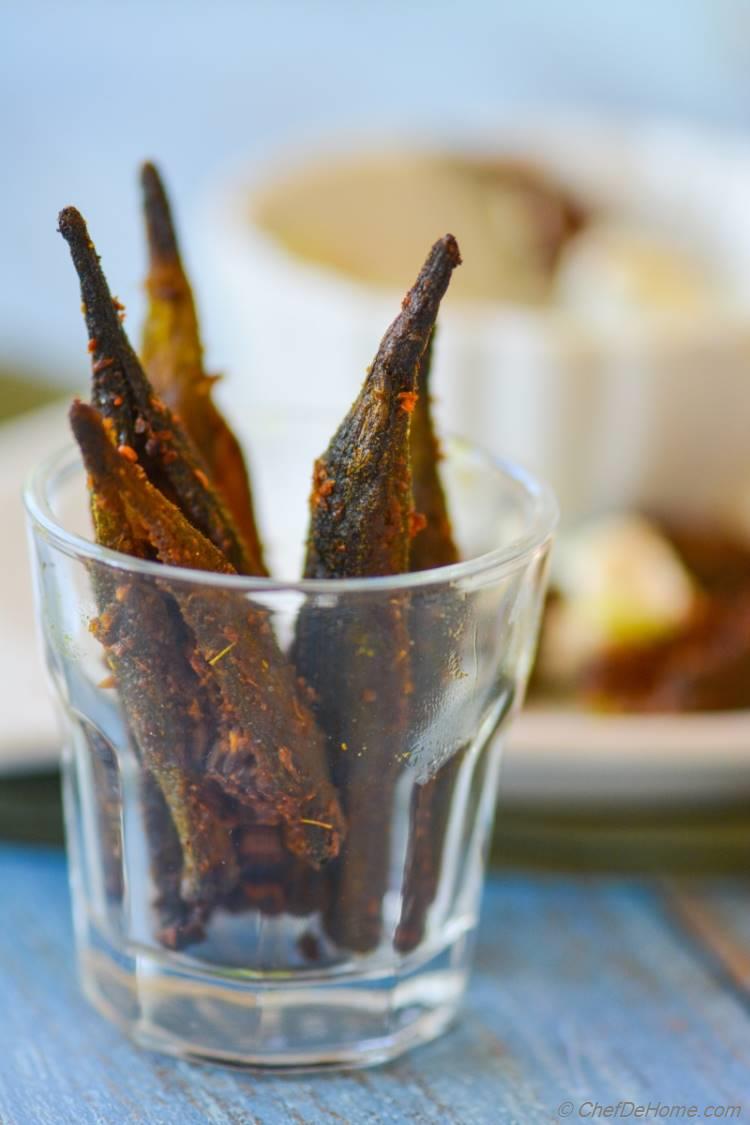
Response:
24,414,555,1069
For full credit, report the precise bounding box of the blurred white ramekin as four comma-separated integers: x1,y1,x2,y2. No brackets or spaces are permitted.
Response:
195,118,750,527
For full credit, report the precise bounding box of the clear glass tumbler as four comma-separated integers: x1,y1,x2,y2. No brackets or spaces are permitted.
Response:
24,416,555,1070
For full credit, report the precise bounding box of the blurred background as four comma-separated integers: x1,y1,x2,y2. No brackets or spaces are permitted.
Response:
4,0,750,385
5,0,750,863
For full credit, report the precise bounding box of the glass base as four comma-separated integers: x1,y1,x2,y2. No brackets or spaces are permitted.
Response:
78,917,472,1070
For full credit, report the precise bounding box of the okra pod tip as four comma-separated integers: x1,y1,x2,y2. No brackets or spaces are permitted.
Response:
57,205,139,416
373,233,461,399
140,161,180,264
57,206,118,329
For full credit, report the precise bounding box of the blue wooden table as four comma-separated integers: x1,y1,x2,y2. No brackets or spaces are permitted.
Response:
2,844,750,1124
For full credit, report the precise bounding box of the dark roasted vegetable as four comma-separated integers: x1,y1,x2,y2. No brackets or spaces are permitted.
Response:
71,401,345,870
72,401,240,921
394,752,463,953
70,387,234,940
409,329,459,572
85,726,124,903
296,235,461,951
394,327,465,951
140,769,210,949
303,236,462,580
140,162,267,574
58,207,256,575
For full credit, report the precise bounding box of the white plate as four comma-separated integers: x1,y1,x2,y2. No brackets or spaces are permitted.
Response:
0,400,69,773
504,705,750,806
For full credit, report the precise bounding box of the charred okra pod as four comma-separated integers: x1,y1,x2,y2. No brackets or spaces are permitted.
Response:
395,326,465,952
409,330,460,572
72,401,241,918
394,753,464,953
296,235,461,952
224,823,289,917
78,443,198,938
304,236,461,580
58,207,257,575
140,162,267,574
72,402,345,870
140,769,211,949
85,727,124,903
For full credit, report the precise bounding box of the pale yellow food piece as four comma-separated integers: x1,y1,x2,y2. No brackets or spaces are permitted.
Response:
556,223,716,320
253,151,572,303
538,514,697,686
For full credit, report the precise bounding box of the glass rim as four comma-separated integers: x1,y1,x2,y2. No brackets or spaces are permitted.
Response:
24,438,558,595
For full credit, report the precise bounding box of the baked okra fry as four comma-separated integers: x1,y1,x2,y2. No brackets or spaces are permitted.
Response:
408,329,460,572
394,751,464,952
72,401,345,869
297,235,462,952
85,727,124,903
86,632,210,945
58,206,257,575
140,162,267,574
304,235,461,580
71,393,230,937
140,769,211,950
395,327,466,951
71,401,241,920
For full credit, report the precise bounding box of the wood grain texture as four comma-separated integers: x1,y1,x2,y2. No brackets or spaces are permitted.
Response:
664,882,750,995
2,846,750,1124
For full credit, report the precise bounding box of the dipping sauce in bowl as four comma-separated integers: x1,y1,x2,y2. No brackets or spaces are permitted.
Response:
201,121,750,526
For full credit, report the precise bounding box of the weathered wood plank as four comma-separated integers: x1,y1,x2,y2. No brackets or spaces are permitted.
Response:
2,846,750,1124
665,882,750,995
